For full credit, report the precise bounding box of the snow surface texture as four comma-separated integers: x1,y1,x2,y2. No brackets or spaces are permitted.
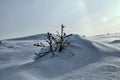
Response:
0,34,120,80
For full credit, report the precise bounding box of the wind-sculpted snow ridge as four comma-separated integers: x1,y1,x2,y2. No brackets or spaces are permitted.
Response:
7,34,47,40
0,34,120,80
110,40,120,44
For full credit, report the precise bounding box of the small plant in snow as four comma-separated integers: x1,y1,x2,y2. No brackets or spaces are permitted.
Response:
56,24,72,52
34,32,55,58
34,24,72,59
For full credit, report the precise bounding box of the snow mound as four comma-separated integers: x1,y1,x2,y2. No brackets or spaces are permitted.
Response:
30,34,120,78
0,34,120,80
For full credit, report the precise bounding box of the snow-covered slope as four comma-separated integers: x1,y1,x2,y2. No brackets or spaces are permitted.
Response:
0,34,120,80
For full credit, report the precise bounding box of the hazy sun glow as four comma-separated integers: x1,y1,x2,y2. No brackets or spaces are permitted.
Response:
116,11,120,16
79,0,120,36
102,18,108,22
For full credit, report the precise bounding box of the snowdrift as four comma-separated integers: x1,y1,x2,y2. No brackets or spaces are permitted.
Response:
7,34,46,40
0,34,120,80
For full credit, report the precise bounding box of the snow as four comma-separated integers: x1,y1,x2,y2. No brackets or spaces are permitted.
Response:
0,33,120,80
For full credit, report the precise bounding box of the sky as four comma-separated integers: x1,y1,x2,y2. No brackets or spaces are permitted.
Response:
0,0,120,39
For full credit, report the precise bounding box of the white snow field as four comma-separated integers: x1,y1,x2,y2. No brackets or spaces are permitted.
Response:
0,33,120,80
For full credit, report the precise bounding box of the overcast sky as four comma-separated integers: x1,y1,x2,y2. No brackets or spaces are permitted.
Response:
0,0,120,39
